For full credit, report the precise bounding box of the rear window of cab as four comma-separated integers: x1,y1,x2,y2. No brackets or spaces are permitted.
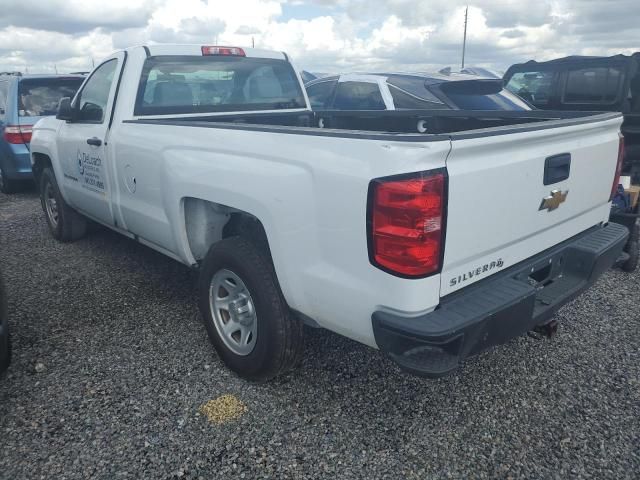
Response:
134,55,307,116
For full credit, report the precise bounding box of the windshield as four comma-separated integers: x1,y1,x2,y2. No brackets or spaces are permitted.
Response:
18,78,84,117
135,55,306,115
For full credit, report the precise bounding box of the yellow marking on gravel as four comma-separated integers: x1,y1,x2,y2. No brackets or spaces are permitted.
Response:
199,395,247,424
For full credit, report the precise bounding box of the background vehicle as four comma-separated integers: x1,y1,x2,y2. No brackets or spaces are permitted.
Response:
305,72,531,111
504,54,640,182
504,54,640,271
0,73,84,193
0,268,10,374
30,44,627,381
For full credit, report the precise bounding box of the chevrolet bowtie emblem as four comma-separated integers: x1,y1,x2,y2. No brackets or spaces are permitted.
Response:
539,189,569,211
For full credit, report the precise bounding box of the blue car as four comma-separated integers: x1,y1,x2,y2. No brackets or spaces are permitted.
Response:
0,73,85,193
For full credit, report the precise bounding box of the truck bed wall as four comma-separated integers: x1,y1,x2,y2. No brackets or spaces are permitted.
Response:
153,109,610,135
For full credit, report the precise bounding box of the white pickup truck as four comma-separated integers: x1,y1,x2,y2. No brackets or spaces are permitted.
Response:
30,44,628,381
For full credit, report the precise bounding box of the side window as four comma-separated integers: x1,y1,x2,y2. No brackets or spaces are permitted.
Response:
389,85,441,109
75,59,118,122
332,81,386,110
305,81,336,109
505,71,555,106
563,67,623,104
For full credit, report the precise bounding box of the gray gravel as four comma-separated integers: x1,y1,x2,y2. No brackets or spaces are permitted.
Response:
1,188,639,480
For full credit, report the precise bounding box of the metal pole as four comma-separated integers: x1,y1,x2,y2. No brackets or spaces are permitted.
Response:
461,6,468,69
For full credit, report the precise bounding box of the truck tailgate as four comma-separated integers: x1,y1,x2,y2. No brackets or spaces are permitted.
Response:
441,115,623,296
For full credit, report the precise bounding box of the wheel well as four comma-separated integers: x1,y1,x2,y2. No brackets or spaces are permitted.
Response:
31,153,52,186
183,198,271,263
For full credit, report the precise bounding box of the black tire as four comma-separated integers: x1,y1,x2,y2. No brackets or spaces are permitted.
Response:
39,167,87,242
0,165,20,194
198,236,303,382
621,221,639,272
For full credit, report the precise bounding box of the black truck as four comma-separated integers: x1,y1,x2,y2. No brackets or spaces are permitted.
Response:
504,54,640,271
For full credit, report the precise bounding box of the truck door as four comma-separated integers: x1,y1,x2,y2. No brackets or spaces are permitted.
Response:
57,53,125,225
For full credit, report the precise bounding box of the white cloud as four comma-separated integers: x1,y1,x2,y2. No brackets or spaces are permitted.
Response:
0,0,638,74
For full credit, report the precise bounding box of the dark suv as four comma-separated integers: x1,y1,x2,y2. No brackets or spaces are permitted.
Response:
0,73,85,193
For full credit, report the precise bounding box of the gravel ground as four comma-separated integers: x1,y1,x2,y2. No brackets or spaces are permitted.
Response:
0,188,639,480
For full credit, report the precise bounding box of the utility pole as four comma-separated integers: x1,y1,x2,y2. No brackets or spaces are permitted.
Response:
461,5,468,69
54,64,58,74
252,36,255,48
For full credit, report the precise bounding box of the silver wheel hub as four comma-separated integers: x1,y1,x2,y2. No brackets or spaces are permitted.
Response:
209,269,257,356
44,182,59,227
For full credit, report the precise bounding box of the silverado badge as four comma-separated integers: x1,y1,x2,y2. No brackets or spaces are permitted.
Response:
539,189,568,211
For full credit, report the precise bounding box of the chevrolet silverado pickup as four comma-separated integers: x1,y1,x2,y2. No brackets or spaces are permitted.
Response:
30,44,628,381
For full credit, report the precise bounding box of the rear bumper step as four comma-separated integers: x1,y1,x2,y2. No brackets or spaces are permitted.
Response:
372,222,629,377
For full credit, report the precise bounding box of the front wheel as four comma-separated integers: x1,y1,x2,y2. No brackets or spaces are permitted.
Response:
198,237,304,381
39,167,87,242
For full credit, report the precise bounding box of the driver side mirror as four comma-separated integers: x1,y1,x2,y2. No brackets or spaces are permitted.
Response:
56,97,76,121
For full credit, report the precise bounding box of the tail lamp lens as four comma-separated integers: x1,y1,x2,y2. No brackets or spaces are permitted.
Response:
368,170,446,277
610,134,624,201
3,124,32,144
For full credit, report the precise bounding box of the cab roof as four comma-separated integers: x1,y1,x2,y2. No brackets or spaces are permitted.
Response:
506,53,640,70
137,44,288,61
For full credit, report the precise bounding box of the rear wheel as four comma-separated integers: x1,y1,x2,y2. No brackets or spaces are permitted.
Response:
0,165,19,194
39,167,87,242
198,236,304,381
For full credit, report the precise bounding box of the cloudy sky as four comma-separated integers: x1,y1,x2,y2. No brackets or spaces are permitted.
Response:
0,0,638,75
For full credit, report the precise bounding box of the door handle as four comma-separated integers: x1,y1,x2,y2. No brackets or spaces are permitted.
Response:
543,153,571,185
86,137,102,146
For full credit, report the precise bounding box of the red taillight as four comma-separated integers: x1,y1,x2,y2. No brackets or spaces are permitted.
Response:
201,46,246,56
368,170,447,277
3,124,32,144
610,134,625,201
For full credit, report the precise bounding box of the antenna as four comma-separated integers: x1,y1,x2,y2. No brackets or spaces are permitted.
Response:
461,5,468,69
